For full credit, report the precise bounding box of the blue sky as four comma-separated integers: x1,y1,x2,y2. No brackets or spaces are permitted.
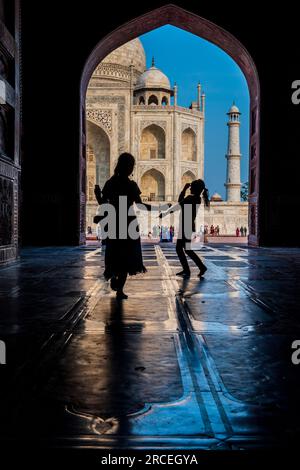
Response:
139,25,249,199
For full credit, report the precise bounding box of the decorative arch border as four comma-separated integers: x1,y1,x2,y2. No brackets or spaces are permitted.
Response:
181,125,197,135
140,121,167,134
80,3,260,245
181,169,197,179
140,167,166,179
86,117,112,142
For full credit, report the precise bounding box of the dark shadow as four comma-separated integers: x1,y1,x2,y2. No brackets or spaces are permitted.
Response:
177,276,204,299
104,298,144,444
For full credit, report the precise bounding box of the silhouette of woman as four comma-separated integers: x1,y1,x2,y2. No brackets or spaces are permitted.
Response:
95,153,159,299
160,179,210,278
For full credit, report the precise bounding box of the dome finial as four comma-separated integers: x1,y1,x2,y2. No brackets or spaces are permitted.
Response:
152,56,155,67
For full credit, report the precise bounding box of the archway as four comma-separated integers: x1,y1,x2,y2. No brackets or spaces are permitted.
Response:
80,4,260,245
181,170,196,186
181,128,196,161
140,124,165,160
86,121,110,229
140,169,165,201
148,95,159,105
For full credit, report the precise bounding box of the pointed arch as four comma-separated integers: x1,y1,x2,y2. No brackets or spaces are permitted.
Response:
148,94,159,105
80,3,260,245
181,170,196,186
140,124,165,160
140,168,165,201
181,127,197,161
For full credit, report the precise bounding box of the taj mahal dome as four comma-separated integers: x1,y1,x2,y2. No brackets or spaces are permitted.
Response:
85,38,248,236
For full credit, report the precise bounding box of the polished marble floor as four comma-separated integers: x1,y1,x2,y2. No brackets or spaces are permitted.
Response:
0,242,300,449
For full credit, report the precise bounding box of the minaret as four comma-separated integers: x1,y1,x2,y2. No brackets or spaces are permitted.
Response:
225,103,242,202
197,83,201,110
173,83,177,106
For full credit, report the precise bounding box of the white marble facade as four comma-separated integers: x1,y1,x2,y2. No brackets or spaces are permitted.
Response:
86,38,248,236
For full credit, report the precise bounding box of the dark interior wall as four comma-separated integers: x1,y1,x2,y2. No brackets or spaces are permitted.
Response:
21,0,300,246
0,0,20,264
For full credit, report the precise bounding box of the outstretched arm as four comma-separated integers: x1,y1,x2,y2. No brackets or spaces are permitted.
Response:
135,194,169,212
159,202,181,219
178,183,191,202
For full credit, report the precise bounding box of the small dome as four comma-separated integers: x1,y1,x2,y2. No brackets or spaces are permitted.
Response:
135,62,171,90
228,103,240,114
211,192,223,202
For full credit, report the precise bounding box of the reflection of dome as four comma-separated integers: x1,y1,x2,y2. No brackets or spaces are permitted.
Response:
211,192,223,202
102,38,146,73
135,62,171,90
228,103,240,114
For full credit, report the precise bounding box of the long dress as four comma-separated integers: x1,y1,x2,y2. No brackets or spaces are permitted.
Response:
101,174,146,280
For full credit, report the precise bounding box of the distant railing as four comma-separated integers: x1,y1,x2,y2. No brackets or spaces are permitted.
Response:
141,195,175,202
132,105,203,116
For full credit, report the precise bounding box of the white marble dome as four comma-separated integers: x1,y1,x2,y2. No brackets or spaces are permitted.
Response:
101,38,146,73
211,192,223,202
228,103,240,114
135,63,171,90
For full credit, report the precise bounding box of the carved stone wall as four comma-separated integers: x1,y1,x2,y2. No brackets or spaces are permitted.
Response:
86,109,112,135
0,0,21,264
87,95,126,154
0,175,13,245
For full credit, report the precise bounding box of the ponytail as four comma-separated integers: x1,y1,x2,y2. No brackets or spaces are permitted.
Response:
202,187,210,207
190,179,210,207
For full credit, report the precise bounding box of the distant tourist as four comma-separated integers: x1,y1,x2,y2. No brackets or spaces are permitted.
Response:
240,226,244,237
169,225,174,242
216,225,220,236
236,227,240,237
244,226,247,237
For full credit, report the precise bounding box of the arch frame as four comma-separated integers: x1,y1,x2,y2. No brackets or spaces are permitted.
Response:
148,94,159,105
86,117,112,143
140,167,166,202
181,127,197,162
80,3,260,245
181,169,197,180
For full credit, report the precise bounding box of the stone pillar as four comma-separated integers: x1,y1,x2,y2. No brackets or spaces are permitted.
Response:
197,83,201,110
129,63,134,154
225,104,242,202
173,107,179,201
201,93,205,115
200,94,205,179
173,83,177,107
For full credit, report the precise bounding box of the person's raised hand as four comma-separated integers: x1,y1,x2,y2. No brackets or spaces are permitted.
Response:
183,183,191,191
